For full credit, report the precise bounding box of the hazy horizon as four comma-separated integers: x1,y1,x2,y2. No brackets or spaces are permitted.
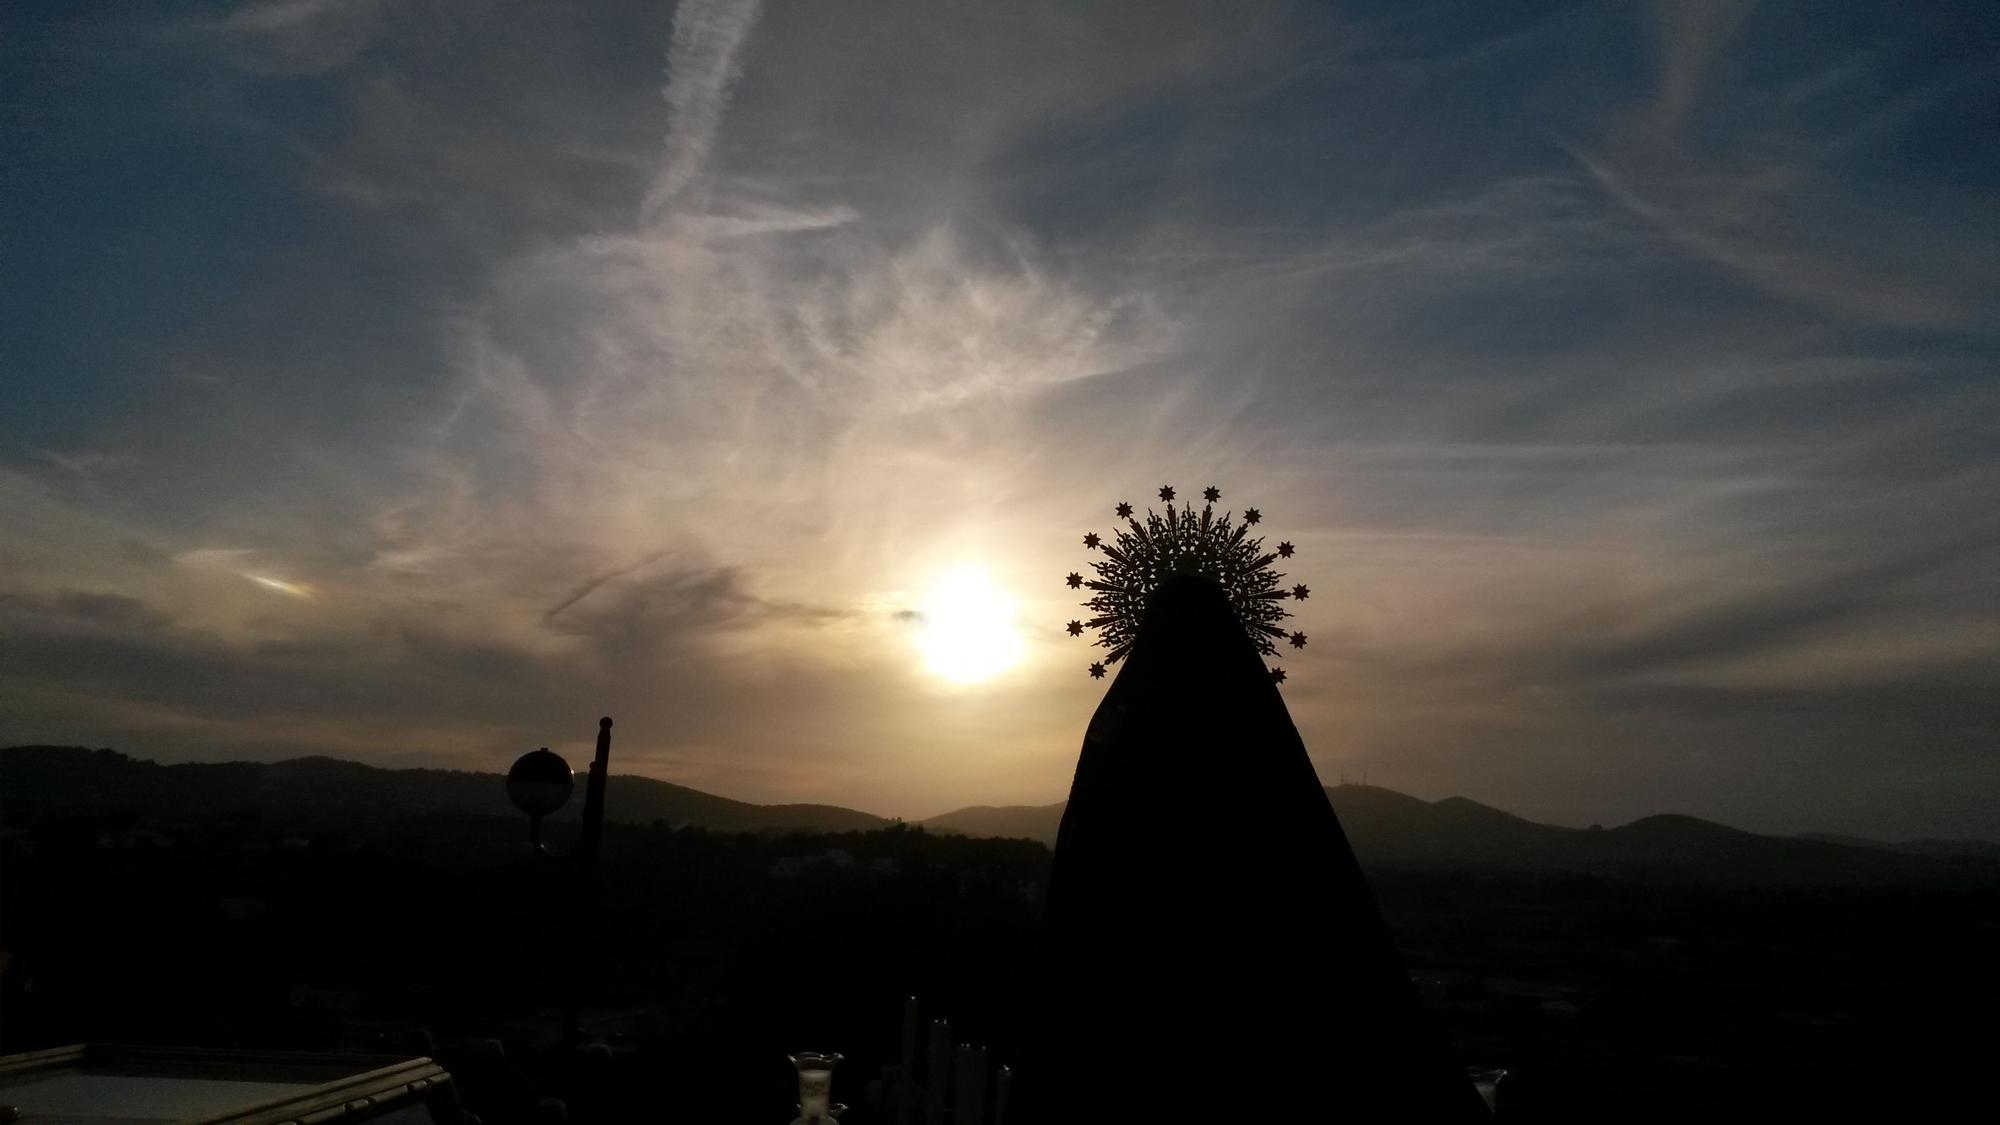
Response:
4,1,1996,840
8,739,1995,848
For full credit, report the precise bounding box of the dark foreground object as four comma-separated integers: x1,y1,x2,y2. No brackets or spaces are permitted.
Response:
0,1043,459,1122
1029,576,1488,1120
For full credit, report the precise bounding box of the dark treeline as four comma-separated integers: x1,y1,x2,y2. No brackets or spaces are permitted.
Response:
2,765,1995,1118
3,811,1045,1121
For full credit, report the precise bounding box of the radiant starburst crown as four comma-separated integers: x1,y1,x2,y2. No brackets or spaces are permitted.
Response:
1065,484,1308,684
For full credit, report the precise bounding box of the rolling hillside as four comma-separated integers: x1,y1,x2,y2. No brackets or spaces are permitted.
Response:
923,784,2000,886
0,745,889,835
6,746,1995,885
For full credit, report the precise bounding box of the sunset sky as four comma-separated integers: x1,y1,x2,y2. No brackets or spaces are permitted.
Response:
4,0,1995,839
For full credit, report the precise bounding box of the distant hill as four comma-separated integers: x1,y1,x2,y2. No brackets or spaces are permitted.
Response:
7,747,1995,886
0,746,890,836
921,802,1067,845
925,784,2000,887
1797,831,2000,862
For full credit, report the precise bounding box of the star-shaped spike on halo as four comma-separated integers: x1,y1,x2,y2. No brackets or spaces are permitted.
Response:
1203,485,1221,503
1083,532,1101,549
1277,541,1295,558
1243,508,1262,524
1067,620,1084,637
1115,501,1133,518
1289,631,1307,649
1158,485,1175,502
1269,667,1287,684
1066,572,1084,589
1291,584,1310,600
1089,662,1107,679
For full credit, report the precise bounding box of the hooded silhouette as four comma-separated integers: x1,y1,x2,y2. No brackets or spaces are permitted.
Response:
1028,574,1487,1120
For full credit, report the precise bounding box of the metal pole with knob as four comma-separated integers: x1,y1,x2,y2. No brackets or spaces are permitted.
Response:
507,716,615,1058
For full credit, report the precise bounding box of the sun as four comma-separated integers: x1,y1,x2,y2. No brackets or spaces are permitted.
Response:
918,567,1026,684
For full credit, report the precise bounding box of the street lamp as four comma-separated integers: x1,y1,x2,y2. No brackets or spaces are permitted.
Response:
507,716,614,1056
506,748,574,829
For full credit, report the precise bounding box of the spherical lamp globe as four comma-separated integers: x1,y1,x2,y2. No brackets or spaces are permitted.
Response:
507,747,575,820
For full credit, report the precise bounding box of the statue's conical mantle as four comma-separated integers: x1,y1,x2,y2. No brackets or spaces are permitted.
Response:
1030,575,1487,1120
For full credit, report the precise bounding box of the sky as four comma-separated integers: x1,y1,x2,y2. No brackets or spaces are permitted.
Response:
3,0,1996,840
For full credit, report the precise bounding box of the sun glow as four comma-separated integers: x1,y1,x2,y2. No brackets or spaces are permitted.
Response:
918,567,1026,684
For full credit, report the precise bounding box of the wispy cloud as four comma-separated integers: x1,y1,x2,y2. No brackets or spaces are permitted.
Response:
1560,0,2000,329
1649,0,1756,132
645,0,766,216
217,0,388,75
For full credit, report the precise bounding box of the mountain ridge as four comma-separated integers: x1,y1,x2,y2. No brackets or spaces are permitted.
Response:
5,746,1996,885
919,784,2000,885
0,745,890,835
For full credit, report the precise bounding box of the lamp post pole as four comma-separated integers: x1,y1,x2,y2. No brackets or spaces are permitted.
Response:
507,715,615,1059
562,716,613,1057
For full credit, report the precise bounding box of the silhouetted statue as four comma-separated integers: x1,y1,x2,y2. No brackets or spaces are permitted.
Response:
1028,575,1488,1120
